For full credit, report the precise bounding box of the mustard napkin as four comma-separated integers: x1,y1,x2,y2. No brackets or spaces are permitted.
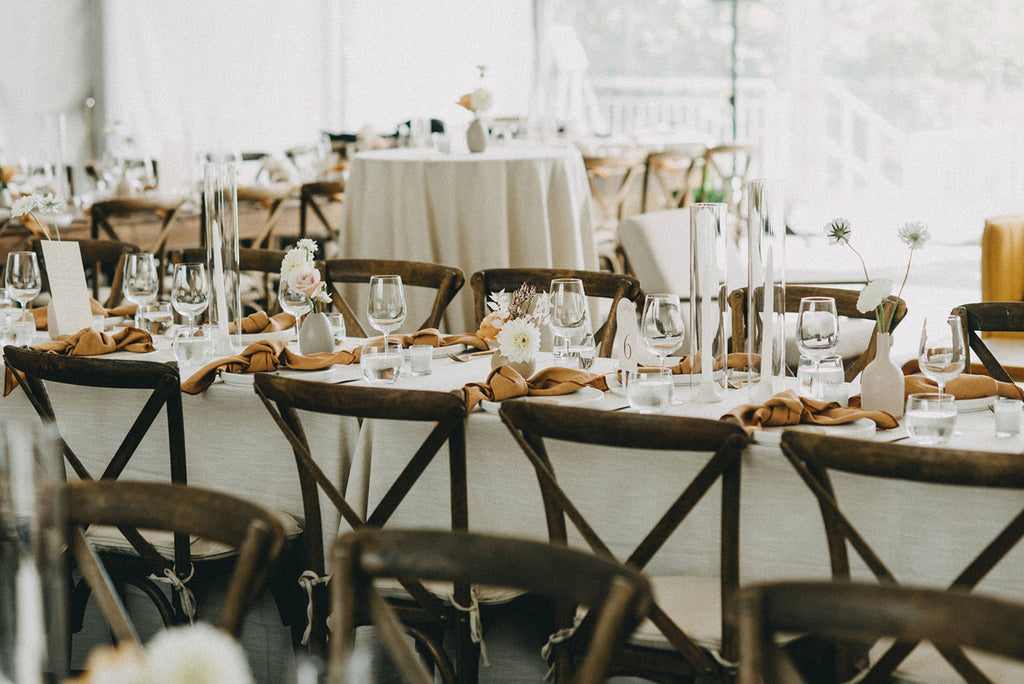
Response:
227,311,296,334
649,352,758,374
903,374,1024,401
461,366,609,414
726,389,898,431
365,328,490,351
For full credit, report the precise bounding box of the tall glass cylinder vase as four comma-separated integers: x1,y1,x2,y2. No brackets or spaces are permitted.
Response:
0,421,66,684
689,203,729,402
746,179,786,403
204,162,243,354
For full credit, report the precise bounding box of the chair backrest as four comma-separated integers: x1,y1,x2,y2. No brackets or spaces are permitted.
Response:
169,246,291,315
779,430,1024,681
323,258,464,337
470,268,642,357
953,302,1024,382
738,580,1024,684
641,143,708,212
330,529,652,684
617,208,691,298
90,197,182,296
299,180,345,244
32,237,140,308
582,150,649,230
66,480,286,639
728,284,907,382
701,143,758,239
500,402,750,680
3,348,190,574
253,374,469,653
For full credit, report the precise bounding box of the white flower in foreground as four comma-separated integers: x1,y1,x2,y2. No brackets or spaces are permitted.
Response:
898,221,930,250
296,238,318,254
469,87,492,112
857,278,891,314
11,194,39,218
495,317,540,363
146,623,254,684
824,217,852,245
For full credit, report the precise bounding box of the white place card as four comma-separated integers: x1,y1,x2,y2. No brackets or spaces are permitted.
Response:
613,298,638,374
39,241,94,338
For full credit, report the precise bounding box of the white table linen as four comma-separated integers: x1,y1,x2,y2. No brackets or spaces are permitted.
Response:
338,146,597,333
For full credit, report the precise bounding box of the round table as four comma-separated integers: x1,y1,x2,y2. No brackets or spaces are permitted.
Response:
338,145,596,333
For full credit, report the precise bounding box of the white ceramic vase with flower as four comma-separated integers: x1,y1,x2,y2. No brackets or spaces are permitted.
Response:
826,218,930,416
476,283,549,377
280,239,333,354
458,66,493,153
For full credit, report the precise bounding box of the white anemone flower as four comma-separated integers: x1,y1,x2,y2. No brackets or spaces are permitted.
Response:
11,194,39,218
469,87,492,112
495,317,540,363
898,221,930,250
146,623,254,684
857,278,891,315
37,194,65,213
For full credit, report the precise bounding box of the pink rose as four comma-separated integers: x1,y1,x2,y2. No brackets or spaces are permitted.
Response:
289,268,323,298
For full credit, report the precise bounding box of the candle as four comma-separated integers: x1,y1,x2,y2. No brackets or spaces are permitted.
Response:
759,247,774,391
697,226,721,402
15,559,45,684
211,219,231,349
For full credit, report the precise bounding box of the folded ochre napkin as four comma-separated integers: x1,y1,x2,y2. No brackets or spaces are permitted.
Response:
180,339,360,394
227,311,296,334
726,389,898,431
4,327,155,396
32,299,138,330
366,329,490,351
651,352,758,374
461,366,609,414
904,374,1024,401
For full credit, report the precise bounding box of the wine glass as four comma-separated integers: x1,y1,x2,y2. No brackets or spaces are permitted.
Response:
549,278,588,356
4,252,41,309
122,253,159,329
795,297,839,398
366,275,406,348
918,315,965,399
641,293,685,368
170,263,209,334
278,278,310,342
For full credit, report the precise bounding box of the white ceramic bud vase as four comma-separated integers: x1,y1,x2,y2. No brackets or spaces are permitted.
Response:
491,350,535,378
298,312,334,355
466,117,487,154
860,331,905,417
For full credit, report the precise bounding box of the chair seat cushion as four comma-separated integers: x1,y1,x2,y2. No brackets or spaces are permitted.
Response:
374,578,524,606
87,510,302,562
869,638,1024,683
630,574,723,652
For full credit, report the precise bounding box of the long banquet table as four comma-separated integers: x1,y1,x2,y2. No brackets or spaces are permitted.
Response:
338,146,597,333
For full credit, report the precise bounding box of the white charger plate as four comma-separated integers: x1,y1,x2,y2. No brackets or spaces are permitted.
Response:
954,395,996,413
220,365,339,386
479,386,604,415
403,343,466,359
238,329,294,346
752,418,877,446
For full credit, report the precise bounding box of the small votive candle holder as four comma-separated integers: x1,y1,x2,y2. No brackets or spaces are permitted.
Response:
993,397,1023,437
409,344,433,376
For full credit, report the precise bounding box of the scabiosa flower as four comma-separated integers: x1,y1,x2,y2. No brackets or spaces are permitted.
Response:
824,217,852,245
898,221,930,250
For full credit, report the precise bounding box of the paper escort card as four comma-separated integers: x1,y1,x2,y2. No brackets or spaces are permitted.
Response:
39,240,94,338
613,298,638,374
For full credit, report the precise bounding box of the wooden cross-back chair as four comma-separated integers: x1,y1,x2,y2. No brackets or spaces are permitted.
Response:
323,258,464,337
253,375,475,681
1,348,197,630
330,529,652,684
728,285,907,382
470,268,642,357
66,480,286,640
500,402,750,682
641,143,708,212
779,431,1024,682
90,196,183,296
953,302,1024,383
299,180,344,244
169,246,294,316
32,238,140,309
738,580,1024,684
701,143,758,238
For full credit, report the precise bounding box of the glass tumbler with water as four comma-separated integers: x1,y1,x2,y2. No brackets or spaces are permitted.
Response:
905,392,957,445
360,342,403,384
795,297,839,399
626,367,675,414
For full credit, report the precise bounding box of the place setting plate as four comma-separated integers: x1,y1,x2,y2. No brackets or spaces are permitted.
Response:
220,365,341,386
954,395,996,413
479,386,604,415
604,366,726,397
751,418,877,446
238,329,294,345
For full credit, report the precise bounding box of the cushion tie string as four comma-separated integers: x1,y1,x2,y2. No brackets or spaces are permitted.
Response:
541,610,584,681
298,570,331,646
451,586,489,667
149,565,196,623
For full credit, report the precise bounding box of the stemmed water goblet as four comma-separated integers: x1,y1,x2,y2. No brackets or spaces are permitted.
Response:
278,277,311,341
367,275,406,348
918,315,965,399
170,262,209,334
122,253,159,329
795,296,839,399
640,293,685,368
549,278,588,357
4,252,41,309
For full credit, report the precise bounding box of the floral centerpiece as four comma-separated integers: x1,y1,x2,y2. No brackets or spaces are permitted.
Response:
280,238,331,314
477,283,549,374
458,65,492,153
69,622,254,684
825,217,930,332
11,193,65,240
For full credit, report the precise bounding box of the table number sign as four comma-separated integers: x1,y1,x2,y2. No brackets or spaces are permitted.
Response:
39,241,94,339
613,298,638,375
